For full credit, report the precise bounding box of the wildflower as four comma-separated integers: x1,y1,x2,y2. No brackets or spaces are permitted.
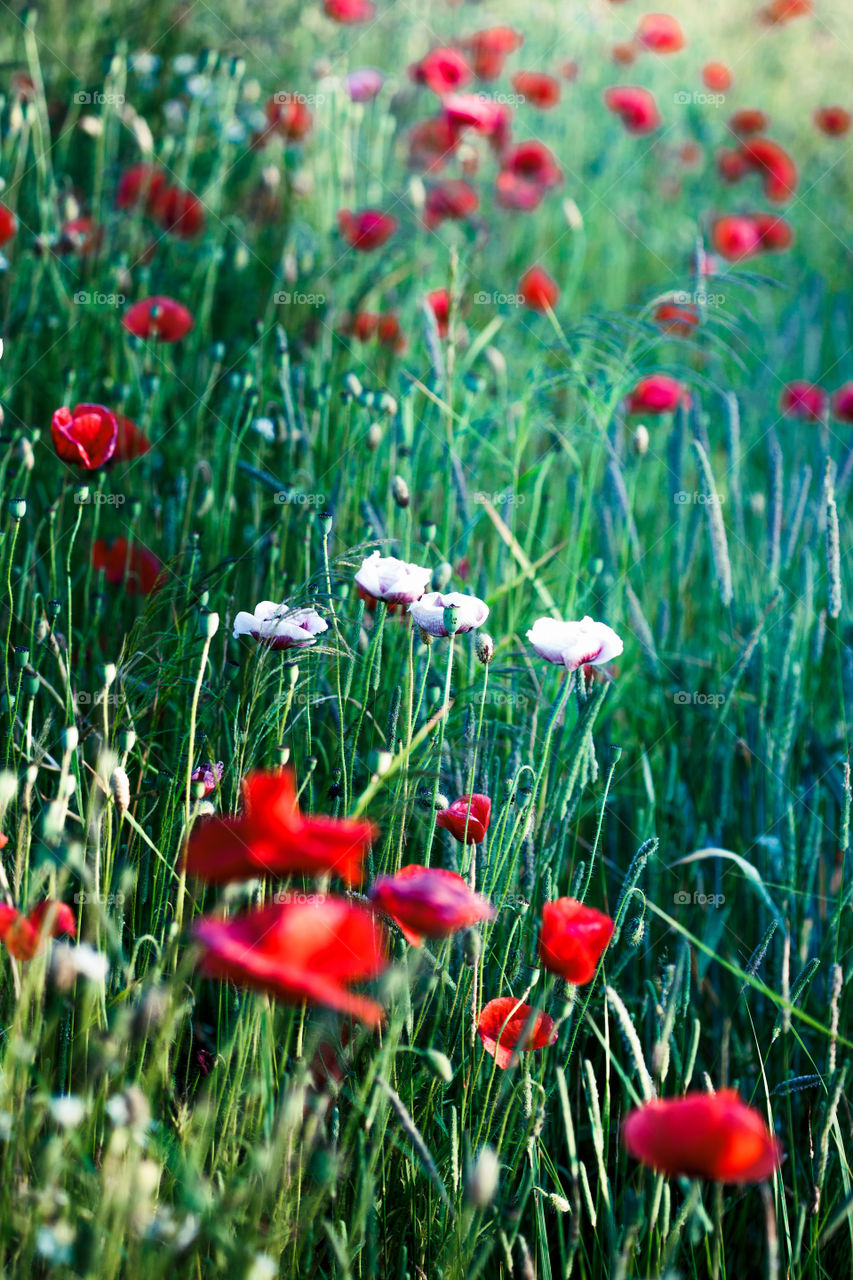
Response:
702,62,732,92
527,616,623,670
0,899,75,961
496,139,562,211
323,0,375,22
711,214,762,260
740,136,798,202
461,27,523,80
191,761,224,797
92,539,163,595
410,47,472,97
762,0,812,22
622,1090,781,1182
184,767,376,885
407,116,460,172
603,85,661,134
122,295,194,342
193,896,388,1024
264,94,313,141
152,184,205,238
232,601,327,649
751,212,794,252
426,288,450,337
436,793,492,844
477,997,557,1068
424,179,479,228
779,381,826,421
51,403,117,469
728,108,769,135
626,374,685,414
112,412,152,461
831,383,853,422
346,68,384,102
511,71,560,109
518,265,560,312
338,208,398,251
116,163,166,210
370,865,494,946
442,94,512,150
538,897,614,983
355,551,432,605
635,13,685,53
814,106,851,137
408,590,489,637
654,302,699,335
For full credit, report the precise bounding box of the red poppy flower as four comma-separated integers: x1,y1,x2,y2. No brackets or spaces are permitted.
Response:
702,62,732,92
762,0,812,22
611,43,637,66
461,27,523,80
0,899,75,961
436,793,492,844
184,767,377,886
512,71,560,109
113,413,152,461
265,94,314,141
442,94,512,149
51,403,117,469
115,163,167,211
57,217,103,256
751,212,794,252
122,295,194,342
345,311,379,342
539,897,613,984
496,139,562,208
0,202,15,248
376,313,406,352
193,897,388,1025
635,13,685,53
814,106,851,137
519,265,560,312
92,538,164,596
622,1090,781,1182
477,997,557,1069
716,148,750,183
426,288,450,337
626,374,685,415
338,208,398,251
369,864,494,946
780,381,826,421
832,383,853,423
604,86,661,134
711,214,762,260
408,116,460,172
324,0,375,22
152,185,205,239
740,136,798,202
410,47,472,97
654,302,699,335
728,108,769,136
424,179,479,228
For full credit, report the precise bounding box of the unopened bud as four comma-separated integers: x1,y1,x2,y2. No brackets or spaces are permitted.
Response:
632,424,650,456
476,632,495,665
198,610,220,639
391,476,410,509
432,562,453,591
466,1146,500,1209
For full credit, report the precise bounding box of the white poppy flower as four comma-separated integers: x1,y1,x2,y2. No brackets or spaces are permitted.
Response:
355,551,432,605
232,601,327,650
409,591,490,638
526,616,623,670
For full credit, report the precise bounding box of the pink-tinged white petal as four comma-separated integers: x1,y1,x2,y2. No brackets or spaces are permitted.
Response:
527,616,623,670
408,590,490,637
355,551,433,605
233,601,328,650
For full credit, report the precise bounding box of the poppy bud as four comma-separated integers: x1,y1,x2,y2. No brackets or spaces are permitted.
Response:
8,497,26,520
632,425,650,455
61,726,79,751
466,1146,500,1208
367,423,383,451
118,729,136,753
392,476,410,508
98,663,117,688
432,562,453,591
424,1049,453,1082
464,929,482,965
198,609,220,639
476,632,495,664
421,521,437,543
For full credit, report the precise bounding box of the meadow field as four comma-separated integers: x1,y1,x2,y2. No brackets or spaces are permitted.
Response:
0,0,851,1275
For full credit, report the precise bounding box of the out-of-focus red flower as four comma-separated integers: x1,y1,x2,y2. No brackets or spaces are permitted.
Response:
539,897,613,984
702,62,732,92
408,116,460,172
410,47,472,97
344,310,379,341
751,212,794,252
0,899,75,961
623,1090,781,1182
184,767,377,886
728,108,769,136
436,793,492,844
477,997,557,1068
152,185,205,239
324,0,375,22
426,288,450,337
711,214,762,260
780,380,826,422
194,897,388,1025
716,148,750,182
814,106,851,137
762,0,812,22
831,383,853,422
0,202,15,247
338,208,398,251
461,26,523,80
519,265,560,312
611,43,637,66
626,374,685,414
512,70,560,109
92,538,164,596
265,94,314,141
57,216,102,256
740,136,798,202
496,138,562,211
122,296,194,342
654,302,699,335
424,179,479,228
51,403,117,469
604,85,661,134
560,59,580,81
370,864,494,945
112,412,152,461
635,12,685,53
376,313,406,352
116,163,166,211
442,93,512,149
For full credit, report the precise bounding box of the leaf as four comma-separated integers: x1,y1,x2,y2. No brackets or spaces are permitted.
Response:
670,848,784,925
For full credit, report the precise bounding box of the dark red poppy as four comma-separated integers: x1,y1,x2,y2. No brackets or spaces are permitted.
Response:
122,296,194,342
814,106,851,137
780,381,826,421
477,997,557,1069
762,0,812,22
728,108,769,136
345,311,379,342
626,374,685,415
654,302,699,336
51,403,117,469
539,897,613,984
461,26,523,80
716,148,750,183
116,163,166,211
604,86,661,134
635,12,685,53
424,179,479,228
442,94,512,149
194,897,388,1025
496,139,562,209
376,313,406,352
338,208,398,251
152,185,205,238
436,793,492,844
702,62,732,92
324,0,375,22
184,767,377,886
711,214,762,260
426,288,449,337
113,412,152,461
370,864,494,946
512,71,560,109
410,47,472,97
831,383,853,423
751,212,794,252
623,1090,781,1182
92,538,164,596
519,265,560,312
407,116,460,172
0,202,15,247
265,94,314,141
740,136,798,202
0,899,75,961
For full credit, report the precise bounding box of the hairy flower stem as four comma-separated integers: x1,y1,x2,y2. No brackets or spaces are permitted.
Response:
176,631,214,935
423,633,456,865
463,666,490,1042
348,601,387,799
322,528,349,810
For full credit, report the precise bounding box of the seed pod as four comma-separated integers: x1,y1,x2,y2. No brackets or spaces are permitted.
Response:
392,476,410,508
476,632,495,665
